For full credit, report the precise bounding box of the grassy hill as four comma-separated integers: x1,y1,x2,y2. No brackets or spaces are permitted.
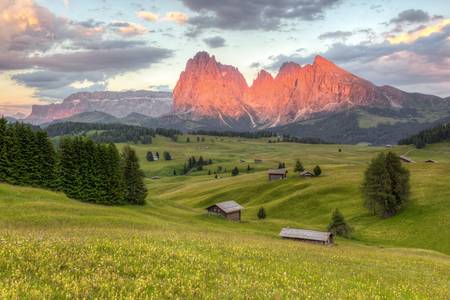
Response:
1,136,449,298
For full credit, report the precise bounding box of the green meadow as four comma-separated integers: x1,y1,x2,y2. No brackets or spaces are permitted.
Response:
1,136,449,298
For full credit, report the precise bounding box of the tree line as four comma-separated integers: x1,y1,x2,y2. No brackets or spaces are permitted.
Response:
46,122,181,144
0,118,147,205
398,122,450,148
188,130,276,139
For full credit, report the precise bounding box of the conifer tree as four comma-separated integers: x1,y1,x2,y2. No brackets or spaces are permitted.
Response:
327,209,352,237
34,131,56,188
146,151,154,161
257,207,266,219
0,118,11,182
231,167,239,176
294,160,304,173
247,164,251,172
362,152,410,217
163,151,172,160
122,145,147,205
314,165,322,176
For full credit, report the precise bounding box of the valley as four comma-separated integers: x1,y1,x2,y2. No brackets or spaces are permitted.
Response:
1,135,449,298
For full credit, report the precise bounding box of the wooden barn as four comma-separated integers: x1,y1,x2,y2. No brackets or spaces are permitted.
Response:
206,201,244,221
300,170,314,177
280,228,333,245
425,159,437,163
268,168,288,181
400,155,415,163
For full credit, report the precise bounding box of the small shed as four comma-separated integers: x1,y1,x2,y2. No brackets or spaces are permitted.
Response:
425,159,437,163
206,201,243,221
280,228,333,245
300,170,314,177
399,155,415,163
268,168,288,181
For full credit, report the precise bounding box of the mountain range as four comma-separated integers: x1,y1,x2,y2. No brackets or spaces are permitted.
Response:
26,90,172,125
27,51,450,144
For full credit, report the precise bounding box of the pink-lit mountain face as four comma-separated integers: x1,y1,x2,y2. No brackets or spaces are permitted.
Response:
173,52,402,127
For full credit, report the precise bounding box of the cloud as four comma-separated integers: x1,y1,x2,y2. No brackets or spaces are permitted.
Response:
265,23,450,96
203,36,226,48
109,21,148,37
318,30,352,40
164,12,189,24
389,9,431,25
181,0,341,32
137,11,159,22
388,19,450,44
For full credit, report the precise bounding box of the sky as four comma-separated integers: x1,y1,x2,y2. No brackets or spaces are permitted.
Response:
0,0,449,116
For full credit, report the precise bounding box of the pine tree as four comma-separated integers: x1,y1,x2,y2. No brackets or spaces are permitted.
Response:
278,162,285,169
208,170,211,175
257,207,266,219
294,160,304,173
231,167,239,176
247,164,251,172
122,145,147,205
327,209,352,238
146,151,154,161
186,137,190,143
173,170,177,176
313,165,322,176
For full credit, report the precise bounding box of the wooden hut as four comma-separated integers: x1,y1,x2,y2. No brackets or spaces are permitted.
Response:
206,201,243,221
425,159,437,163
300,170,314,177
268,168,288,181
399,155,415,163
280,228,333,245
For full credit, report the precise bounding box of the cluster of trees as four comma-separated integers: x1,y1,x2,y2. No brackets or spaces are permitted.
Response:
294,160,322,176
46,122,181,144
146,151,172,161
182,156,213,174
58,139,147,205
281,135,330,144
0,119,56,188
399,122,450,148
0,119,147,206
189,130,276,139
362,152,410,217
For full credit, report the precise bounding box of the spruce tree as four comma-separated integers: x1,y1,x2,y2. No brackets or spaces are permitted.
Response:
294,160,304,173
327,209,352,237
122,145,147,205
146,151,154,161
257,207,266,219
362,152,409,217
247,164,251,172
313,165,322,176
231,167,239,176
34,131,56,188
0,118,11,182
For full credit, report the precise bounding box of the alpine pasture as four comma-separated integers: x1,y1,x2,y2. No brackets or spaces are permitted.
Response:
1,135,449,299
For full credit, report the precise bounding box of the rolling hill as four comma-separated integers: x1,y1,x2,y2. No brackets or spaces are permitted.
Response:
1,135,449,298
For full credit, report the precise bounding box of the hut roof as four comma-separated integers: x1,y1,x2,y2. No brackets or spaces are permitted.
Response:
300,171,314,176
425,159,437,163
400,155,415,163
268,168,288,175
279,228,332,242
208,201,243,213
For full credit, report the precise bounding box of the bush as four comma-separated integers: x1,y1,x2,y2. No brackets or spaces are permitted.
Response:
257,207,266,219
327,209,352,238
294,160,305,173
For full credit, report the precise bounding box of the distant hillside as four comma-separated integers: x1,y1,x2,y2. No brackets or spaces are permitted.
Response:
399,122,450,148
